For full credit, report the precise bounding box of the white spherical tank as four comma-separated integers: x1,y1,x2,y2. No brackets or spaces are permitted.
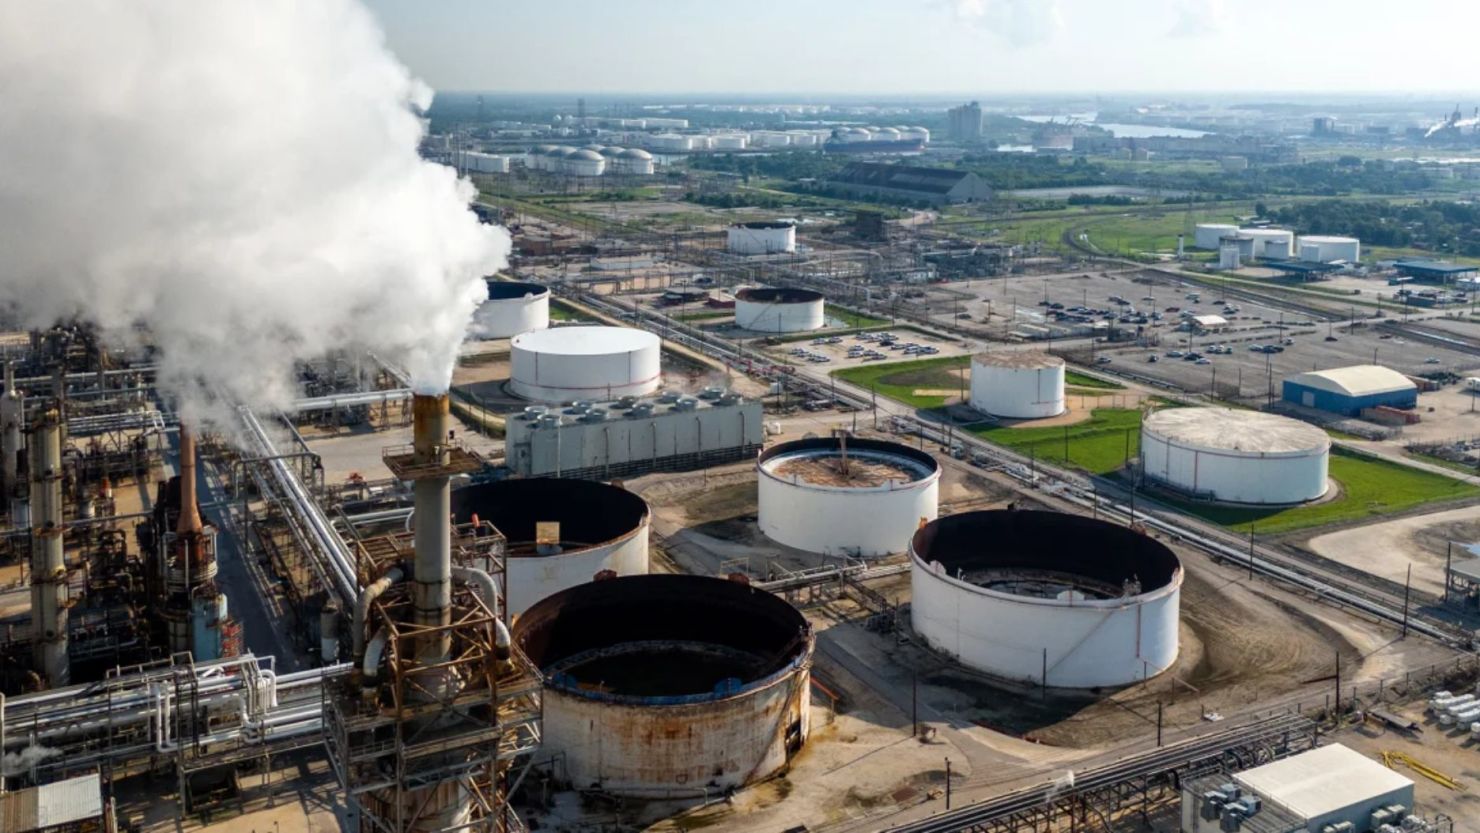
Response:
758,437,940,557
969,352,1066,419
727,221,797,255
910,510,1182,689
514,575,813,798
615,148,654,175
510,326,661,402
470,280,550,339
565,148,607,176
1194,223,1238,250
451,479,649,614
1140,407,1330,505
733,287,825,332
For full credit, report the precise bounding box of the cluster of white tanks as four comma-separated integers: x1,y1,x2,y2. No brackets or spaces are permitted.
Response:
910,510,1183,688
830,125,931,144
1140,407,1331,505
726,222,797,256
757,436,940,558
1297,235,1361,263
969,352,1066,419
469,280,549,340
450,479,649,614
526,144,653,175
733,286,823,331
509,325,661,403
462,151,512,174
1195,224,1359,263
1429,691,1480,737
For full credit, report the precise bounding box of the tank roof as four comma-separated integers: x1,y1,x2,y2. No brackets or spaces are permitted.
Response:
484,280,550,301
733,220,795,230
973,350,1063,370
512,325,658,356
758,436,938,487
570,149,604,161
734,286,821,304
598,145,625,156
451,478,647,555
913,510,1181,595
1143,407,1330,454
618,148,653,159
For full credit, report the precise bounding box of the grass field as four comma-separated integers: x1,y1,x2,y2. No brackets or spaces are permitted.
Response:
826,304,890,329
549,300,589,322
1158,447,1480,535
1064,370,1123,390
832,355,971,409
971,408,1143,474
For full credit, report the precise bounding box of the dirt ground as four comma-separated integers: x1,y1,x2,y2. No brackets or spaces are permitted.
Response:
1336,701,1480,833
1304,503,1480,598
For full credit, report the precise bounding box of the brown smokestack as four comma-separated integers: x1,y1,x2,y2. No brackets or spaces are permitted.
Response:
177,424,203,536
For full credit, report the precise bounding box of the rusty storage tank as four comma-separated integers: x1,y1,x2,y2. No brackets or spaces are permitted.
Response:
514,574,813,797
451,478,649,615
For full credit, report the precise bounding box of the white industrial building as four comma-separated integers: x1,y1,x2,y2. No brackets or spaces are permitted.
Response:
509,326,661,402
758,436,940,557
1298,235,1361,264
1140,408,1330,504
470,280,549,340
733,286,824,332
969,351,1066,419
505,389,763,479
910,510,1182,688
727,221,797,255
1182,744,1415,833
450,479,649,614
1194,223,1239,250
463,151,511,174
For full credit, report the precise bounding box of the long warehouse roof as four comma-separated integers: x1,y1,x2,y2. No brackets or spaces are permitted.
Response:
1235,745,1410,822
1284,364,1416,398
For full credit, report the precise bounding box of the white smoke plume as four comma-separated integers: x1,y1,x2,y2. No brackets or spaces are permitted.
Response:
2,744,62,777
0,2,508,421
949,0,1064,46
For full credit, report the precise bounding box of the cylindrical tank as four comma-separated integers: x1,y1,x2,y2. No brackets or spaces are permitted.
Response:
1297,235,1361,263
510,326,661,403
565,149,607,176
1239,228,1295,259
969,352,1066,419
1194,223,1239,250
733,287,824,332
757,436,940,557
727,221,797,255
514,574,813,797
451,479,649,613
910,510,1182,689
471,280,550,339
614,148,654,175
1140,407,1330,505
712,134,749,150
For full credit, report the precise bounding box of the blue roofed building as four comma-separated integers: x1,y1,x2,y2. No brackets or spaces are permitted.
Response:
1282,365,1418,416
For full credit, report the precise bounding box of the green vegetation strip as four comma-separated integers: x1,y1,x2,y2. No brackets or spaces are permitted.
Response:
972,408,1143,475
826,304,889,329
549,300,587,322
1064,370,1123,390
832,355,970,409
1159,447,1480,535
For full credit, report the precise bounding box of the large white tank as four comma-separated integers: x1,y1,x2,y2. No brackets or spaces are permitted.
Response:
786,132,820,147
1297,235,1361,263
1194,223,1239,250
712,133,749,150
515,575,812,797
565,148,607,176
470,280,550,339
510,326,661,402
733,287,825,332
613,148,654,175
969,352,1065,419
727,221,797,255
451,479,649,614
464,152,510,173
757,437,940,557
1140,407,1330,504
910,510,1182,689
1238,228,1294,259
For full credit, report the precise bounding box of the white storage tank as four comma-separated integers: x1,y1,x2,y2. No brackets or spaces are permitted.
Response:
1194,223,1239,250
648,133,692,152
614,148,655,175
565,148,607,177
451,479,649,614
910,510,1182,689
1298,235,1361,263
902,126,931,143
712,133,749,150
514,575,812,797
1140,407,1330,505
464,151,511,174
727,220,797,255
1238,228,1295,259
969,351,1066,419
509,326,661,402
786,132,820,147
757,436,940,557
733,286,824,332
470,280,550,339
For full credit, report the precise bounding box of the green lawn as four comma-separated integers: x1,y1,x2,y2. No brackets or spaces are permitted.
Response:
972,408,1143,475
1064,370,1124,390
831,355,971,409
1158,447,1480,535
826,304,890,329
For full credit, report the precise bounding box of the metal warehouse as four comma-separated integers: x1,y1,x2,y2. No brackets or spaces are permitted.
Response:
1282,365,1418,416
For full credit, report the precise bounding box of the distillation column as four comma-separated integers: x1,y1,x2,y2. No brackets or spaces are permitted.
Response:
29,405,67,688
2,363,27,524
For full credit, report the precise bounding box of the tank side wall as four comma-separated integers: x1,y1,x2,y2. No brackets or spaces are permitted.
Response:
759,473,938,556
505,527,649,614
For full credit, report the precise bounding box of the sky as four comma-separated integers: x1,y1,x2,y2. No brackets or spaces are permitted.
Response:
363,0,1480,96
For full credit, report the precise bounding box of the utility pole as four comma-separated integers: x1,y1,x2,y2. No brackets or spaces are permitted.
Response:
912,673,918,737
1156,702,1163,747
945,758,953,809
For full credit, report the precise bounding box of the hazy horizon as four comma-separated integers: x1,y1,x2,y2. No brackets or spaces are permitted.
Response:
365,0,1480,97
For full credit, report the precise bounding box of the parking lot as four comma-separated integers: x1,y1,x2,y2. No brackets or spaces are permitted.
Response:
761,327,974,372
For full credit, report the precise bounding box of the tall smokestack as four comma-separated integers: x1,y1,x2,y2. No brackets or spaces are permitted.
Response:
411,393,453,666
29,406,67,688
1,363,23,503
177,425,203,536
